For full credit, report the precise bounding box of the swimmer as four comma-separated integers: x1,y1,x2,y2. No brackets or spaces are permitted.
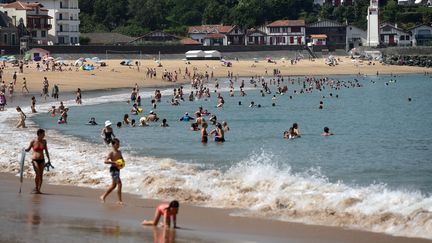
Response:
123,114,130,125
222,121,230,132
100,138,123,205
116,122,122,128
249,101,255,107
147,110,159,122
88,117,98,125
48,106,56,117
160,118,169,127
142,200,180,228
292,123,300,137
139,117,148,127
190,123,199,131
131,103,139,115
321,127,333,136
180,112,194,122
131,119,136,127
211,123,225,142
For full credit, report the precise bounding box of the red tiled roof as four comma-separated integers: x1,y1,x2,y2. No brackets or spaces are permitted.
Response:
1,1,44,10
188,25,234,34
181,38,201,45
204,33,225,39
267,20,305,27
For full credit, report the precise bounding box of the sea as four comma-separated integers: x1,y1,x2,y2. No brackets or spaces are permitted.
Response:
1,74,432,239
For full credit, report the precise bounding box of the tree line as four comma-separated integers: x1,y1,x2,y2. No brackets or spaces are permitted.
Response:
78,0,432,37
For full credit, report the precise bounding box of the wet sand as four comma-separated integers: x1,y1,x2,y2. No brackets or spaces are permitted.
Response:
1,173,430,243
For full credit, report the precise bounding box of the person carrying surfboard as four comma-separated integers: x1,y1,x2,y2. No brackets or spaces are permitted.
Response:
25,129,50,194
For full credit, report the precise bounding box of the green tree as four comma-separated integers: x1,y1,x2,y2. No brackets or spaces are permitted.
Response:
381,0,399,23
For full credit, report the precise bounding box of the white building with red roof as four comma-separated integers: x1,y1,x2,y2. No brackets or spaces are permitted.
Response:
266,20,306,45
188,24,244,46
25,0,80,45
0,1,52,45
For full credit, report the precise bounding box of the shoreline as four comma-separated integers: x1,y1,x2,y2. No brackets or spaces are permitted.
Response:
1,172,430,243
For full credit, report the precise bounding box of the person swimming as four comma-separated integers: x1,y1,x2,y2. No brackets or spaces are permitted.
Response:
179,112,194,122
88,117,98,125
321,127,333,136
101,120,116,144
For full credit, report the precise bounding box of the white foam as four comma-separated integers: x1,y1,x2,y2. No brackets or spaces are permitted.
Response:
0,89,431,239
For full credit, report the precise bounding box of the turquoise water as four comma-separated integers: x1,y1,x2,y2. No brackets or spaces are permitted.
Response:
32,74,432,193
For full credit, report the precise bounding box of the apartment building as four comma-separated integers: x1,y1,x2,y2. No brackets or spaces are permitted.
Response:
26,0,80,45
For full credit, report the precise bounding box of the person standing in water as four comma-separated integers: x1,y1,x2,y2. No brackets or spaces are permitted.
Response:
16,106,26,128
25,129,51,194
100,138,124,204
101,121,116,145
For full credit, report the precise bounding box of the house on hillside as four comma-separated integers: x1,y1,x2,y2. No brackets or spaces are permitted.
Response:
379,23,412,47
130,30,179,45
346,25,367,51
409,24,432,46
0,1,52,45
0,11,19,45
80,32,135,45
188,25,244,46
245,28,267,45
266,20,306,45
314,0,354,6
306,20,346,48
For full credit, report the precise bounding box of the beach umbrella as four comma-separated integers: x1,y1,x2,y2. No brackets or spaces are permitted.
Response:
0,57,8,61
8,55,16,59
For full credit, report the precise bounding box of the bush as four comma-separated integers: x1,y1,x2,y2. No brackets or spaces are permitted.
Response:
79,36,91,45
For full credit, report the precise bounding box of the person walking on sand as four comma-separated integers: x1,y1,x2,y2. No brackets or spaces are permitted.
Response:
142,200,179,228
25,129,51,194
16,106,26,128
21,78,29,94
76,88,82,104
100,138,124,205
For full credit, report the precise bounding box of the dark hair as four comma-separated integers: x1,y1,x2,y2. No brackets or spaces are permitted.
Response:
293,123,298,129
111,138,120,145
37,129,45,136
324,127,329,133
168,200,179,209
162,118,167,123
116,122,122,128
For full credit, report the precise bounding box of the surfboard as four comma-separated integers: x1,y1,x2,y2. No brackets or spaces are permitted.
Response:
19,148,25,193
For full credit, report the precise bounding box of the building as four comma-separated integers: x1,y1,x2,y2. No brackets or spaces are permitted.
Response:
346,25,367,50
245,28,267,45
314,0,354,5
409,24,432,46
0,1,52,45
366,0,379,47
130,30,179,45
188,25,243,46
0,11,18,45
310,34,327,45
26,0,80,45
27,47,49,59
80,32,134,45
266,20,306,45
306,19,346,48
379,23,412,46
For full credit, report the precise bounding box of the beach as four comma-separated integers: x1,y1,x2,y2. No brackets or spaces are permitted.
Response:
1,173,430,243
3,58,430,94
1,56,432,243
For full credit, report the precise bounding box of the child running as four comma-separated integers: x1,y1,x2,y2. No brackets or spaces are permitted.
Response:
100,138,124,205
142,200,179,228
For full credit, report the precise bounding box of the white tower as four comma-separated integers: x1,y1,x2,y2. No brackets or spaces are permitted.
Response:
366,0,379,47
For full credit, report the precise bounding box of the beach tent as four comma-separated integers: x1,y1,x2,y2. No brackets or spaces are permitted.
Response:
28,48,50,60
120,59,132,66
185,50,204,60
203,50,221,60
75,58,86,66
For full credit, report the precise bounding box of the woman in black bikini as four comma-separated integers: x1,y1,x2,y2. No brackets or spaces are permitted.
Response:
25,129,50,194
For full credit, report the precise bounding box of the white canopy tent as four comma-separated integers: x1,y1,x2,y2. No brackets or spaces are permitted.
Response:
185,50,205,60
203,50,222,60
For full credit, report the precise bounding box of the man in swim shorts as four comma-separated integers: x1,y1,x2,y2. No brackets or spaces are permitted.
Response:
100,138,123,204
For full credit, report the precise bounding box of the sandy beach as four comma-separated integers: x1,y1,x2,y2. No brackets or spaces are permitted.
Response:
1,173,430,243
1,56,432,242
1,57,430,94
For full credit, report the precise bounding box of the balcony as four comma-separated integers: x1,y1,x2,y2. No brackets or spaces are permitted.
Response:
27,24,52,29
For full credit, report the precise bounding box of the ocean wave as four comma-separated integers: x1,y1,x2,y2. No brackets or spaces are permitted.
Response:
0,89,431,239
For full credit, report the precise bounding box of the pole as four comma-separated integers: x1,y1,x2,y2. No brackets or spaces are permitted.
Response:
105,50,108,60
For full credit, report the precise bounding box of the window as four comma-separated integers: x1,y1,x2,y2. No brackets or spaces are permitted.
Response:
249,36,253,42
41,31,46,37
291,27,301,33
32,31,37,37
3,34,7,44
282,27,288,33
70,37,74,43
406,35,410,40
11,34,15,44
400,35,405,41
59,13,63,20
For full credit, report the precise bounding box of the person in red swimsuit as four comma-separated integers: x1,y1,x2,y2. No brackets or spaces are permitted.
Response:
142,200,179,228
25,129,50,194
